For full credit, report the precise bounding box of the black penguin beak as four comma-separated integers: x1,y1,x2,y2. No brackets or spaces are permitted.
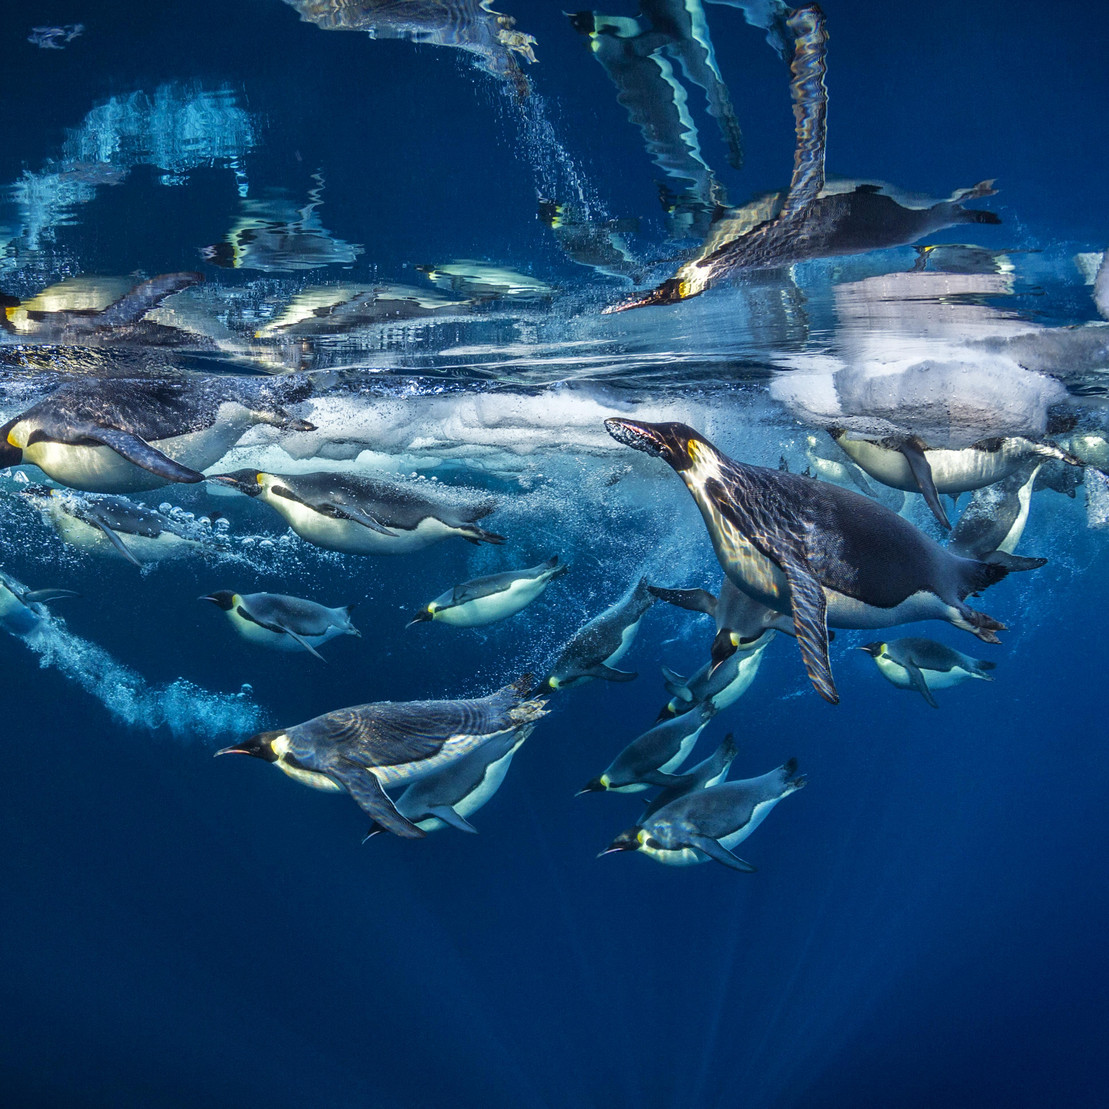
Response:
215,742,251,757
601,278,684,314
207,471,263,496
598,829,641,857
406,610,432,629
575,778,606,797
709,628,739,675
858,643,882,657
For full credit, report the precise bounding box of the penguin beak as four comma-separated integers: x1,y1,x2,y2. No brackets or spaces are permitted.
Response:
214,742,251,757
206,471,263,496
406,610,432,629
597,830,640,857
858,643,881,657
575,778,606,797
601,278,684,314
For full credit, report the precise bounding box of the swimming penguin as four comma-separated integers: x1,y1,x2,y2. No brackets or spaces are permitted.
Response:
829,429,1083,530
201,590,359,661
216,676,548,839
578,701,715,796
541,577,656,690
859,637,996,708
23,485,214,567
0,376,315,493
408,556,567,628
417,261,554,301
604,6,999,312
605,418,1024,704
659,634,771,717
946,461,1048,567
0,569,78,638
600,758,805,871
639,732,739,821
208,469,506,554
365,722,537,838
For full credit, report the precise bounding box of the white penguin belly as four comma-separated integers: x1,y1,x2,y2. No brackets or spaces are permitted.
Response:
875,657,976,690
407,742,523,831
48,512,198,562
839,439,1020,494
707,642,769,709
269,496,458,554
226,610,338,652
370,733,494,789
603,612,646,666
437,578,546,626
823,587,957,630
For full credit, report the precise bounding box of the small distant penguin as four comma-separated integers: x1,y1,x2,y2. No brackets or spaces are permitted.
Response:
577,702,716,795
640,733,739,820
605,418,1025,704
216,676,548,838
659,634,771,717
209,469,506,554
541,577,655,690
23,485,212,567
859,637,995,708
0,375,314,493
201,590,360,661
829,428,1083,531
0,569,77,637
365,722,536,838
947,461,1048,567
408,556,567,628
600,759,806,871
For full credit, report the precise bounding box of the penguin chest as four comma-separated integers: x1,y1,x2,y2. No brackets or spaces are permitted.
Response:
701,642,769,710
267,496,452,554
21,438,160,493
0,588,41,636
875,656,971,691
437,577,545,627
697,504,788,610
602,611,646,667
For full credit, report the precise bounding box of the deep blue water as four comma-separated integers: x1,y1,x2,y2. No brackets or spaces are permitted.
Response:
2,3,1108,1107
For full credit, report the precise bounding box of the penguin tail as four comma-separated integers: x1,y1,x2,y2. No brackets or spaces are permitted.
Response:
983,551,1047,573
973,659,997,679
462,526,507,545
960,557,1010,598
782,758,807,792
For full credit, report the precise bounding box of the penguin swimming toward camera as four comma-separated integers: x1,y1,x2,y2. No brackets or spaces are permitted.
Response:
200,590,359,661
208,469,506,554
216,677,548,839
0,376,314,493
600,758,805,871
605,418,1028,704
0,569,78,638
541,577,655,690
859,637,995,708
408,556,567,628
659,633,771,717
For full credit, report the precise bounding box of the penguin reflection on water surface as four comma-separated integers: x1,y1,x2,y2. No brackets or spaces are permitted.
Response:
601,759,806,872
606,419,1026,704
201,590,359,661
216,677,548,838
409,556,567,628
860,637,996,709
209,469,505,554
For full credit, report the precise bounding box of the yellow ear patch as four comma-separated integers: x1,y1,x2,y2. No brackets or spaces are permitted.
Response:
255,473,265,485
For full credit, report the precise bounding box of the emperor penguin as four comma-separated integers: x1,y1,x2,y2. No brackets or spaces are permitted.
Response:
600,759,806,871
201,590,360,661
859,637,996,708
659,633,771,717
0,375,315,493
216,677,548,838
408,556,567,628
640,733,739,821
208,469,506,554
0,569,78,638
605,418,1026,704
946,460,1048,567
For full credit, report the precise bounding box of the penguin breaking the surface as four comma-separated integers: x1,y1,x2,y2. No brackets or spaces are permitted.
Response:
409,556,567,628
0,376,315,493
578,702,716,796
208,469,506,554
0,569,77,638
23,485,215,567
859,637,996,709
605,418,1025,704
600,759,805,871
201,590,359,661
541,577,655,690
216,677,548,838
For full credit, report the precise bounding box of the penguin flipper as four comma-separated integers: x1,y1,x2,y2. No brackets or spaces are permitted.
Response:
21,588,80,604
899,441,951,530
282,628,328,663
591,664,637,682
904,662,939,708
86,427,206,484
332,758,426,839
638,769,689,789
332,504,397,536
779,557,838,704
660,665,691,699
427,804,478,834
689,834,756,872
94,519,142,567
647,585,718,619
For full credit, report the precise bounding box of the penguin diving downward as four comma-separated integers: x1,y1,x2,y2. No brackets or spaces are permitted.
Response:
639,733,739,821
829,429,1083,530
365,722,537,838
541,577,655,690
23,485,216,567
409,556,567,628
600,759,805,871
208,469,506,554
605,419,1027,704
201,590,359,661
859,637,995,709
216,677,548,838
659,634,771,717
0,569,77,638
0,376,314,493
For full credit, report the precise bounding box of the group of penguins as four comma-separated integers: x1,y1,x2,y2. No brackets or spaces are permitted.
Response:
0,370,1099,872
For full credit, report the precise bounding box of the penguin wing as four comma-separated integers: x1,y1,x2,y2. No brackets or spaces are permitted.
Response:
329,756,426,839
312,498,396,536
688,833,756,872
83,426,206,484
647,585,718,619
778,554,837,704
92,519,142,567
777,6,828,218
903,661,939,708
426,804,479,834
20,588,79,604
899,441,951,530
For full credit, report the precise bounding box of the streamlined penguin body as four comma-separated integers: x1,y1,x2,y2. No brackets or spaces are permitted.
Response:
860,637,995,708
409,556,567,628
0,570,77,637
209,469,505,554
605,419,1020,704
639,733,739,820
947,461,1046,565
201,590,359,661
601,759,805,870
660,634,771,716
216,677,548,838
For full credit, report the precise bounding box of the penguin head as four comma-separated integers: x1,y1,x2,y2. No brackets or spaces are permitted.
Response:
576,775,609,796
858,642,885,658
599,827,662,857
215,729,281,762
207,469,265,497
406,605,435,628
0,419,24,467
200,591,236,612
604,418,708,472
601,278,686,313
709,628,740,675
